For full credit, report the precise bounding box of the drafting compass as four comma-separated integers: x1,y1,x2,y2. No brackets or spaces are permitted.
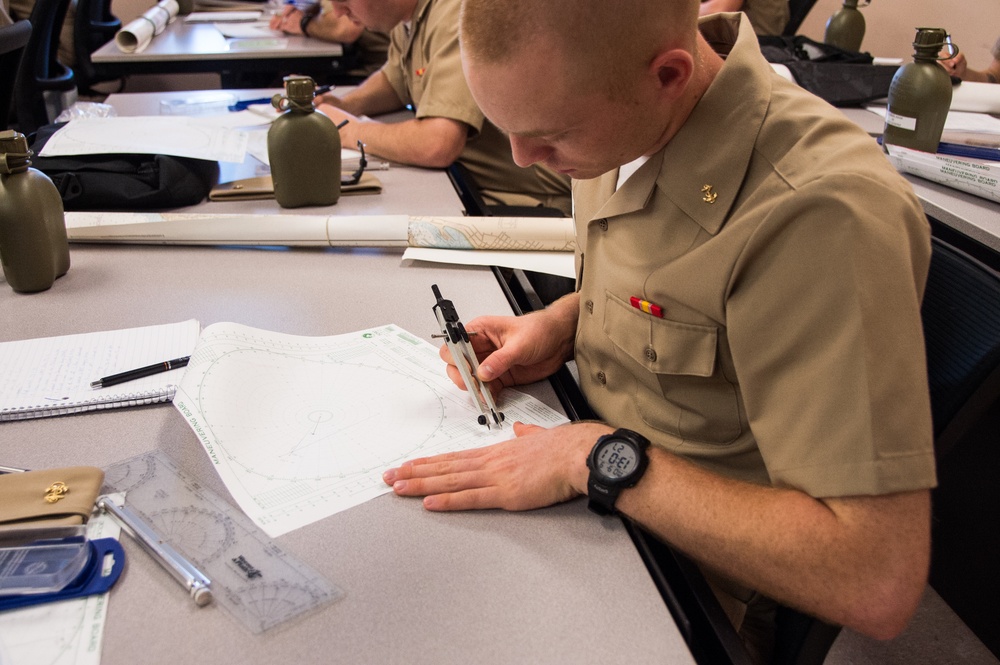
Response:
431,284,505,429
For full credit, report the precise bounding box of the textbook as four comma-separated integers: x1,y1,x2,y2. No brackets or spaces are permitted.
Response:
0,320,201,421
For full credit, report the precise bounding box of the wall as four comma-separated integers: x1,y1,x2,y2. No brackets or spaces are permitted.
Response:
799,1,1000,66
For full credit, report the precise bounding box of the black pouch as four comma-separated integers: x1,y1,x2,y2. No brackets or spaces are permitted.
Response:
759,35,900,107
28,123,220,211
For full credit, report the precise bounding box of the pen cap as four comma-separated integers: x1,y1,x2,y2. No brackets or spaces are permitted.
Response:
0,131,70,294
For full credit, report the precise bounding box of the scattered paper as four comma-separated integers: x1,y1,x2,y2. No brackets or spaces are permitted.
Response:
213,20,282,38
37,117,249,163
404,246,575,279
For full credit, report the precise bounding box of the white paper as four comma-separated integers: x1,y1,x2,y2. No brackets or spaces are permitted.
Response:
37,117,249,163
404,247,576,278
0,320,201,420
213,20,282,38
0,511,121,665
184,10,261,22
115,0,179,53
173,323,570,536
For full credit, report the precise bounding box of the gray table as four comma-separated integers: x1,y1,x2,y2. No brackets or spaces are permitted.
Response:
0,245,694,664
103,90,466,218
91,19,349,86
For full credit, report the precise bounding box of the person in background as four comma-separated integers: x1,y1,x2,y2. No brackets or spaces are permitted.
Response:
0,0,13,26
7,0,75,66
270,1,389,76
699,0,788,36
941,36,1000,83
381,0,935,662
313,0,571,214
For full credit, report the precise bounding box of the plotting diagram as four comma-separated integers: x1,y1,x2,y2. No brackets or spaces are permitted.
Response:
173,323,568,537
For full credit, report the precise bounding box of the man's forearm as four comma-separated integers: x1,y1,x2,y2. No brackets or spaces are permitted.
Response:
613,448,930,639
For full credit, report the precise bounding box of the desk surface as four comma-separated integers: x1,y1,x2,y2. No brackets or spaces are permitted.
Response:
0,246,694,665
103,90,466,218
91,21,348,84
93,20,343,63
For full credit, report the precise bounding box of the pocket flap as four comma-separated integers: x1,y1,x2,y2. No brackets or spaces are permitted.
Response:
604,293,718,377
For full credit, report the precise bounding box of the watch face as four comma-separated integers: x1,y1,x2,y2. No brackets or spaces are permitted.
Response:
595,439,639,480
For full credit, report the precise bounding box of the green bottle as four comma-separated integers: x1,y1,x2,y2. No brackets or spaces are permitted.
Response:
883,28,956,154
0,130,70,294
267,75,342,208
824,0,866,53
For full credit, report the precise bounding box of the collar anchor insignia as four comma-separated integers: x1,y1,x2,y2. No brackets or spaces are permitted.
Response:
701,184,718,204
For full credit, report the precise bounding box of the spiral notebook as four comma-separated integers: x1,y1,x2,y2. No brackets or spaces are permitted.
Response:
0,320,201,421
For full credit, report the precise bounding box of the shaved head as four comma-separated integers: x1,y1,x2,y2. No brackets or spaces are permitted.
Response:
460,0,700,96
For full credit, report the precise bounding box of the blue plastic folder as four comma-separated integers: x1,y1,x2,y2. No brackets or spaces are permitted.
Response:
0,538,125,612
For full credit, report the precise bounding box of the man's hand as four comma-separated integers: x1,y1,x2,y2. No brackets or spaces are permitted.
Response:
441,293,580,398
269,5,304,34
383,420,611,511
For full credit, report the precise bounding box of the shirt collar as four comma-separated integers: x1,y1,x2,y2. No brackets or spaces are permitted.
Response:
591,13,773,236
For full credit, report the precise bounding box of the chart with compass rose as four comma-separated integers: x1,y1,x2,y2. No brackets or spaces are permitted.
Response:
173,323,569,537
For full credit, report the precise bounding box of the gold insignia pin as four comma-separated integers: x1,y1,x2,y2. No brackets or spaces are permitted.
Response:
44,481,69,503
701,184,718,204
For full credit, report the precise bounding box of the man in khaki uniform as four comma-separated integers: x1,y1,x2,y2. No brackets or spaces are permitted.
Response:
317,0,570,213
381,1,935,662
700,0,789,35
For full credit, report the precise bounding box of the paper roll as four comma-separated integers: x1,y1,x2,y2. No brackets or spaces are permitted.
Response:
115,0,180,53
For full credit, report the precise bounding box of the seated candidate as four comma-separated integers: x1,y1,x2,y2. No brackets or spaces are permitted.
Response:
381,0,935,661
313,0,571,214
270,1,389,77
700,0,788,36
941,36,1000,83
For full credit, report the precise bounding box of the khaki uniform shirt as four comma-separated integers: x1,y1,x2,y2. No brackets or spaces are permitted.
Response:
573,14,936,654
380,0,570,213
742,0,789,36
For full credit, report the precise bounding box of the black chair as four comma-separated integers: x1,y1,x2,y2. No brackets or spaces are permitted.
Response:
13,0,75,134
72,0,121,93
0,19,32,130
782,0,820,36
920,236,1000,461
922,237,1000,658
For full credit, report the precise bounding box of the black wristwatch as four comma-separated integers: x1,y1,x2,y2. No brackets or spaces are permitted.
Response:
586,428,650,516
299,8,317,37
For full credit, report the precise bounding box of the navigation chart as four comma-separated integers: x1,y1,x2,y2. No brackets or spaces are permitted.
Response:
173,323,568,536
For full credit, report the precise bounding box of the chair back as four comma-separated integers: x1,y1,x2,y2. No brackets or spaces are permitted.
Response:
0,19,32,130
783,0,820,35
921,236,1000,460
72,0,120,91
14,0,75,134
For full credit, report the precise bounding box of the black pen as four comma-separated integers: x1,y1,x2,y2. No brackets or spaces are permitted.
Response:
90,356,191,389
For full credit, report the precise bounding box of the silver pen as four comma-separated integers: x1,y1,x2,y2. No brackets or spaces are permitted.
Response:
97,497,213,607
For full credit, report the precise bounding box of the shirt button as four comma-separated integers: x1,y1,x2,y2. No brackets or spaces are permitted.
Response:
597,218,608,231
644,347,657,362
586,300,594,314
596,371,607,385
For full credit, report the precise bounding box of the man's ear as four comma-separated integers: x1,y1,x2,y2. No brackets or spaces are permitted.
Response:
649,48,694,100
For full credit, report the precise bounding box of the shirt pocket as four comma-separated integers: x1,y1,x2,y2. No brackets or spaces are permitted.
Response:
603,292,742,444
